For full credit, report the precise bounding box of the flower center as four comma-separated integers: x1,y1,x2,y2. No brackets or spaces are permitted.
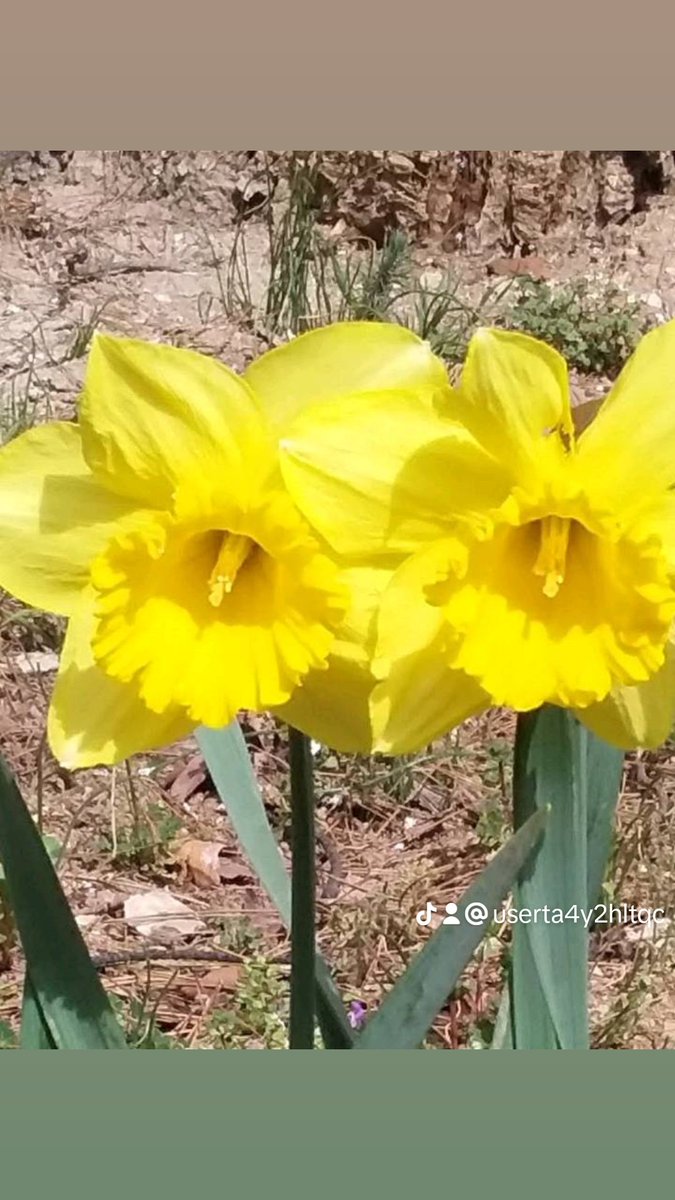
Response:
207,532,255,607
89,506,347,729
533,515,571,599
422,499,675,713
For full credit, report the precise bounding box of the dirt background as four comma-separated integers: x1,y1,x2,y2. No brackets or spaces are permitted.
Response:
1,150,675,1049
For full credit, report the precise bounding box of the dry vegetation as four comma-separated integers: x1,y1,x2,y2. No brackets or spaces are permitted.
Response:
2,150,675,1049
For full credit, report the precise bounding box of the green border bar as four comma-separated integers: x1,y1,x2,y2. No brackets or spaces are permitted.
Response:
0,1053,671,1169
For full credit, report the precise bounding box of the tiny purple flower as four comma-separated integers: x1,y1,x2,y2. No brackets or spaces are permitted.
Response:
348,1000,367,1030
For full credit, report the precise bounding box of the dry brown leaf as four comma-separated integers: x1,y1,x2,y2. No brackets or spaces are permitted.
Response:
167,754,208,803
174,838,224,887
174,838,252,888
201,964,241,991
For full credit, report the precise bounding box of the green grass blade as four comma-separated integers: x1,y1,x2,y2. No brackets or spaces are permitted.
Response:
355,808,547,1049
197,724,354,1048
511,707,595,1049
0,755,127,1049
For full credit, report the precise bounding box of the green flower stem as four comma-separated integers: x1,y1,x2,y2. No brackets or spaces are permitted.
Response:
288,727,316,1049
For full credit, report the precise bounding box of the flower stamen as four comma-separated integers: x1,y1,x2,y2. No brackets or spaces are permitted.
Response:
533,515,571,599
208,533,255,606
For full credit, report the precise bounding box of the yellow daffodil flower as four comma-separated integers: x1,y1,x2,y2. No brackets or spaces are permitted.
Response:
0,324,445,766
281,323,675,754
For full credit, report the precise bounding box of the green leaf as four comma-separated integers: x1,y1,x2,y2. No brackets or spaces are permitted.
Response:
354,808,547,1049
0,831,61,883
495,717,622,1051
586,735,624,908
511,708,586,1048
0,1017,17,1049
197,724,354,1049
20,975,56,1049
489,986,513,1051
41,833,62,866
510,912,558,1049
0,754,127,1050
510,706,623,1050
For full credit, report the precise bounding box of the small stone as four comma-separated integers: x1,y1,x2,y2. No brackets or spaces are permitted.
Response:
644,291,664,310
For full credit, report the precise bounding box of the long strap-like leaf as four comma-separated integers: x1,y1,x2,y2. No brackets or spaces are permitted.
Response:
0,754,127,1049
354,808,548,1049
197,724,354,1048
20,975,57,1049
494,717,623,1050
511,708,587,1048
510,707,622,1050
586,734,624,908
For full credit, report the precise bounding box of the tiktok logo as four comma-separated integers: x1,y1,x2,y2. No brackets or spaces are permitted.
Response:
416,901,437,926
415,901,461,927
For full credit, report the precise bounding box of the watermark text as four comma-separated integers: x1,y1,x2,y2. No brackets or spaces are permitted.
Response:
416,901,667,929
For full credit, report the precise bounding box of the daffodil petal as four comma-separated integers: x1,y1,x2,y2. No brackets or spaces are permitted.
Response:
276,654,376,754
577,320,675,513
244,321,448,430
281,394,509,557
0,422,143,616
273,563,389,752
280,552,489,756
620,491,675,576
451,327,572,485
371,543,489,751
80,334,271,508
374,539,463,665
48,594,195,768
372,644,489,754
576,625,675,749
